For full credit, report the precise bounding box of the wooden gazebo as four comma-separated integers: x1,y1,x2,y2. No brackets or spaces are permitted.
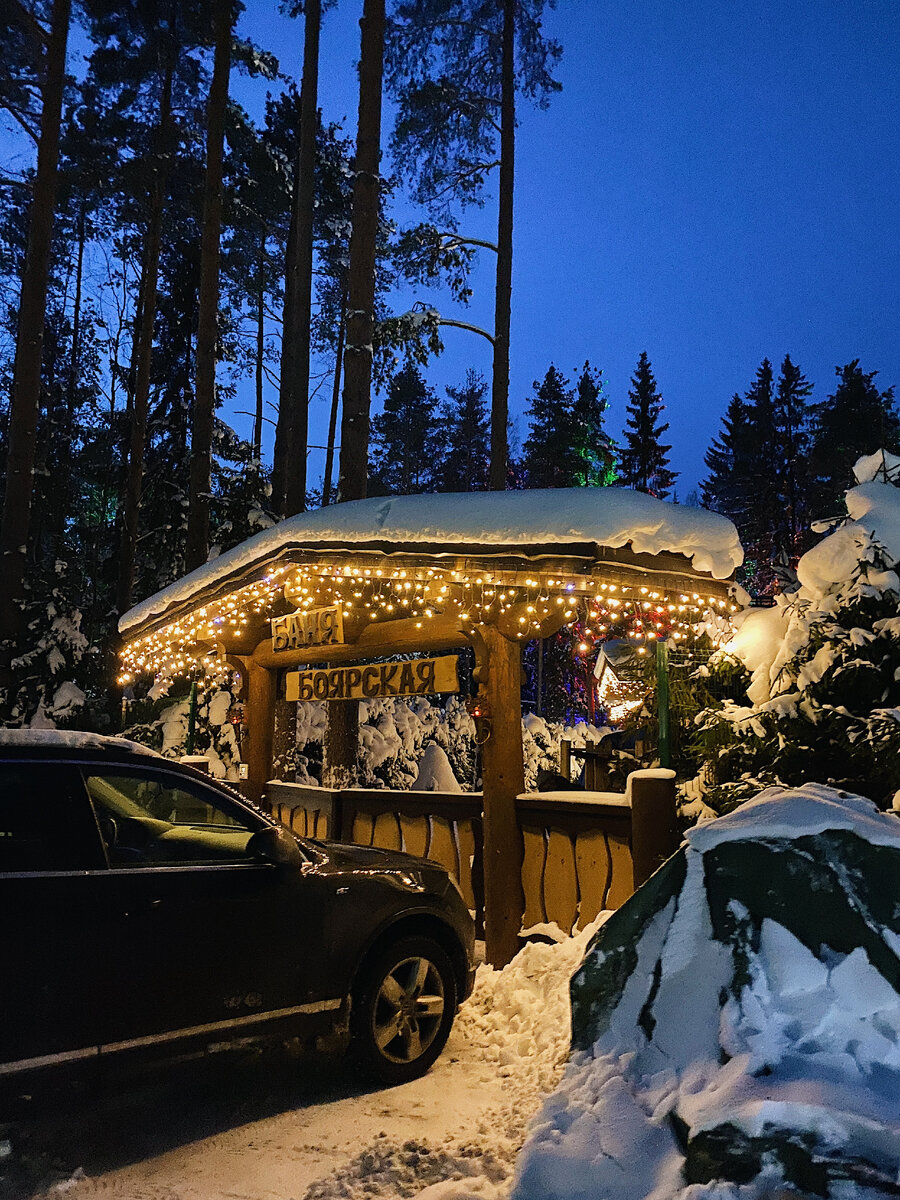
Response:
120,488,741,964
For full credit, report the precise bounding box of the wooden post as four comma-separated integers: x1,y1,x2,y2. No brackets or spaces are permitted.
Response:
472,624,526,967
323,699,358,789
629,769,679,889
245,661,277,805
272,691,297,781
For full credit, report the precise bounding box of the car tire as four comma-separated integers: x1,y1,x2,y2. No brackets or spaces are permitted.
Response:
351,936,457,1085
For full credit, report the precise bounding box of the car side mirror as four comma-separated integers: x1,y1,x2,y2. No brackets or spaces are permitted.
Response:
248,824,302,869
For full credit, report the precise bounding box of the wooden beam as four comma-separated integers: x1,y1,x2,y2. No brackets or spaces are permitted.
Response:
251,613,469,670
245,659,277,806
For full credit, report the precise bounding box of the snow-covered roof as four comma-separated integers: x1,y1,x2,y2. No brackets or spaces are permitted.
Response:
120,488,742,636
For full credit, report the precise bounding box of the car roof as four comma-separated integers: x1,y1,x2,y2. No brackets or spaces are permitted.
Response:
0,729,164,761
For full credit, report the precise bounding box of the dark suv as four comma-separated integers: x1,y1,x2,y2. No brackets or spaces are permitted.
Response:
0,732,475,1093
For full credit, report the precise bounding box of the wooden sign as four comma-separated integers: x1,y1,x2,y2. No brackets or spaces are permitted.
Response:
286,654,459,702
271,605,344,652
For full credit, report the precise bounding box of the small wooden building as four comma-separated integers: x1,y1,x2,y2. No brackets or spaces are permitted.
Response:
120,488,741,964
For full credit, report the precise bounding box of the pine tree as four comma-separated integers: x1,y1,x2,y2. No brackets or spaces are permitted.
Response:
618,352,677,498
386,0,561,490
0,0,72,671
369,364,440,495
271,0,322,518
337,0,384,504
186,0,236,572
437,369,490,491
810,360,900,515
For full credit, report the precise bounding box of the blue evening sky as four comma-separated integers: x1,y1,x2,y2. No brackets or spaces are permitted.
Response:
234,0,900,498
7,1,900,499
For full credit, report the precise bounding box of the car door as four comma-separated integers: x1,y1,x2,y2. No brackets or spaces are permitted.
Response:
80,765,334,1050
0,760,111,1072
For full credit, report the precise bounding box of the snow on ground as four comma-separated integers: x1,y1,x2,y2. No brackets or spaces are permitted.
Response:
514,784,900,1200
21,924,606,1200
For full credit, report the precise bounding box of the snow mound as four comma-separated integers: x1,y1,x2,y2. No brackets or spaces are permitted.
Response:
513,785,900,1200
413,742,462,792
296,922,610,1200
120,488,742,633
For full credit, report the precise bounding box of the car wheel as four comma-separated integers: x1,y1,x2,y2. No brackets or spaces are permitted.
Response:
352,936,457,1085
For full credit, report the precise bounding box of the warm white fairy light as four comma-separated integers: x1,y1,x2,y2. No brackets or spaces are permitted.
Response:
118,556,738,688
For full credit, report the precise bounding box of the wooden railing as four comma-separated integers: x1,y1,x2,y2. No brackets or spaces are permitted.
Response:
267,782,485,932
265,772,678,942
517,791,634,935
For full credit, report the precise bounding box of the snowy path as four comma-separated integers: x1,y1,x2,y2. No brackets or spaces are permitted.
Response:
11,931,598,1200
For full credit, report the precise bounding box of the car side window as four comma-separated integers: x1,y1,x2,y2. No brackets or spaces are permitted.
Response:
0,762,106,872
83,770,259,867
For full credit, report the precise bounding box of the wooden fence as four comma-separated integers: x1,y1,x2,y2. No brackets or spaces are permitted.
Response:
265,773,678,940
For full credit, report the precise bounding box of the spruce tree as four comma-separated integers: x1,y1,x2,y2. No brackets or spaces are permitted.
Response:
741,358,781,591
572,363,616,486
522,362,614,489
773,354,814,561
437,369,490,491
369,364,440,495
810,360,900,516
521,365,575,488
618,352,677,498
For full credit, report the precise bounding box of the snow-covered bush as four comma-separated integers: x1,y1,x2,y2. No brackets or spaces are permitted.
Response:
293,697,614,792
124,684,242,780
698,450,900,811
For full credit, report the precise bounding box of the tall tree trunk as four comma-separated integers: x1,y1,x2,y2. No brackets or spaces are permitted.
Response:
332,0,383,787
337,0,384,504
0,0,71,662
488,0,515,492
186,3,233,572
66,204,85,419
321,279,347,507
115,38,176,618
272,0,322,518
252,227,265,463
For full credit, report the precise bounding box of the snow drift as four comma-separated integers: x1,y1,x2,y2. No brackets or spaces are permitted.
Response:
514,784,900,1199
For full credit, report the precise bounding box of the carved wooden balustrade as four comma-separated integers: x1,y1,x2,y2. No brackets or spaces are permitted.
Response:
265,772,678,941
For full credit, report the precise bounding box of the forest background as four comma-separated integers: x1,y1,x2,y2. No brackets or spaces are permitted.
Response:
1,0,898,732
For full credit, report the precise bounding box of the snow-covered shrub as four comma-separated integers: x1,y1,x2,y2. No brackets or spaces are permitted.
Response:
124,683,242,780
698,450,900,811
292,696,615,792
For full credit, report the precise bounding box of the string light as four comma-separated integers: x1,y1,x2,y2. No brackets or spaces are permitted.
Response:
118,557,738,689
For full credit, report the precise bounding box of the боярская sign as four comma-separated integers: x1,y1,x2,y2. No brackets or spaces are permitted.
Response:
285,654,459,702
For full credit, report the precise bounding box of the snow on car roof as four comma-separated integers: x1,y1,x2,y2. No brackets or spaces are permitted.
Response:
119,488,742,634
0,729,162,757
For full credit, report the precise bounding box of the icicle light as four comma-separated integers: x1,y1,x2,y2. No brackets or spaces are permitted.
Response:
118,559,738,689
